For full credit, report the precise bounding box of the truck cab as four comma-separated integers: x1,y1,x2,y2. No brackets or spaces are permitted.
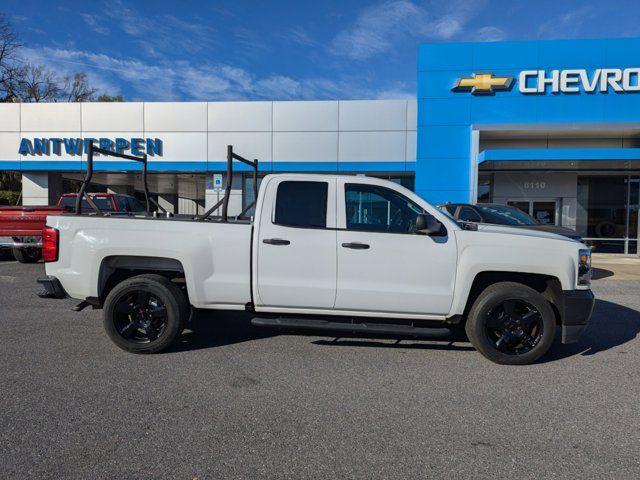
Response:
253,174,457,316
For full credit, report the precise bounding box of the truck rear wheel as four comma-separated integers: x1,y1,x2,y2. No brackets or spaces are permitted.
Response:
103,274,188,354
465,282,556,365
12,247,42,263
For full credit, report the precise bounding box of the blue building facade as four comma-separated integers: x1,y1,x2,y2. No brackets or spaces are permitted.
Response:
416,37,640,253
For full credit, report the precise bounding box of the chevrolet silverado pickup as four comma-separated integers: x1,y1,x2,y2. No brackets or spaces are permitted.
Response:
37,146,595,365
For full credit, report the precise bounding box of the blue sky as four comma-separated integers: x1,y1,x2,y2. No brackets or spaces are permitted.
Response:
5,0,640,101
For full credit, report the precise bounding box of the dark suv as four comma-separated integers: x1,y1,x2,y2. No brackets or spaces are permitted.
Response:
439,203,583,242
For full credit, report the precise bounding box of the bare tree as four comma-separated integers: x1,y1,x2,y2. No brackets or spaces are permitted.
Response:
63,72,97,102
0,12,121,102
0,14,22,102
13,63,61,102
95,93,124,102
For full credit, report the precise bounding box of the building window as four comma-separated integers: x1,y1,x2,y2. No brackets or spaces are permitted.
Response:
477,174,493,203
369,174,415,191
577,175,640,254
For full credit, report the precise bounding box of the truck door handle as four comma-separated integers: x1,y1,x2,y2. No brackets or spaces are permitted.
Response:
342,242,370,250
263,238,291,246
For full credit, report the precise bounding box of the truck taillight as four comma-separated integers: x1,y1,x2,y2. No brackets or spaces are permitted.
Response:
42,227,59,262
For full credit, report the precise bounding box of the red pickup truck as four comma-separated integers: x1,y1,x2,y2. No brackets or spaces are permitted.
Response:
0,193,147,263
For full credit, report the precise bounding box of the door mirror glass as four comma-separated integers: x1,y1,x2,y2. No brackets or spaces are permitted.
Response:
416,213,442,235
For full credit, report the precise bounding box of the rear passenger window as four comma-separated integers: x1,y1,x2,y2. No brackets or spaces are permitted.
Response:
274,181,328,228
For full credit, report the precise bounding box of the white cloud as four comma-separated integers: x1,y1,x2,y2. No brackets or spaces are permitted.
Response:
331,0,424,60
474,26,506,42
330,0,485,60
538,6,594,38
100,0,216,57
432,17,463,39
19,47,122,97
18,46,397,101
285,27,316,47
80,13,109,35
374,88,414,99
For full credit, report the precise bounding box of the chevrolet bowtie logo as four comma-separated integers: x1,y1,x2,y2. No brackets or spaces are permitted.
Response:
452,73,514,95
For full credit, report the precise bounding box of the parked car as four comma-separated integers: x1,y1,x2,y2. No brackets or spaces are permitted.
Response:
38,148,594,365
0,193,147,263
439,203,583,242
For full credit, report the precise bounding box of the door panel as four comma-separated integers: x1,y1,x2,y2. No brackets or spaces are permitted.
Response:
335,181,457,315
256,178,337,309
336,230,457,315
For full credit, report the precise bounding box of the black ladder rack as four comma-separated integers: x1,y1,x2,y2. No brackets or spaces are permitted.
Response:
197,145,258,222
76,143,258,221
76,142,150,216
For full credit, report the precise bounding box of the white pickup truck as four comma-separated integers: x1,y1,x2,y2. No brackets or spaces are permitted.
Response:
38,146,594,365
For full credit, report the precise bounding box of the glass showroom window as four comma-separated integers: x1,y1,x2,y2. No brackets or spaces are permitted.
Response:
577,175,640,254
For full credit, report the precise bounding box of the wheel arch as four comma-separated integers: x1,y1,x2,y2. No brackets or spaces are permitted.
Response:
97,255,189,306
461,271,563,326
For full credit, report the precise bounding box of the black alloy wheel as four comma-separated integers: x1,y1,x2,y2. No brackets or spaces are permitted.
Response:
103,274,188,354
113,291,168,343
484,299,543,355
465,281,556,365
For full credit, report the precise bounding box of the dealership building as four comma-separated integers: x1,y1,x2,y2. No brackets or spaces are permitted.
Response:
0,37,639,254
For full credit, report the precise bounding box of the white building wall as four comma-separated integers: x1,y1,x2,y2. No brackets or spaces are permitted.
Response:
0,99,417,211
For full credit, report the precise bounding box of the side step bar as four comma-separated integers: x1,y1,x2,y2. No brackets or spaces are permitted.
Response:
251,317,452,339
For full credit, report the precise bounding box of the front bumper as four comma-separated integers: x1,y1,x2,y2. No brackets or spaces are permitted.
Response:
37,276,67,299
560,289,595,344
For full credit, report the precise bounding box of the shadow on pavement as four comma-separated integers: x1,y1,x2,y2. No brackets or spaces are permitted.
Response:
541,298,640,363
592,267,615,280
172,298,639,363
169,310,275,352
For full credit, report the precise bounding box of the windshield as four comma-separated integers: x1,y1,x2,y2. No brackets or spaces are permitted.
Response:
477,204,539,226
59,196,114,212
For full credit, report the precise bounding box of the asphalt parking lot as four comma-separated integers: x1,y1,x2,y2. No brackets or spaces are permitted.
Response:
1,258,639,479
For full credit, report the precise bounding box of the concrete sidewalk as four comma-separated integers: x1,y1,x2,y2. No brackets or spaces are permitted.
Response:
592,254,640,281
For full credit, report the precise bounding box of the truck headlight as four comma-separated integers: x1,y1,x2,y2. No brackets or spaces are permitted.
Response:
578,248,592,285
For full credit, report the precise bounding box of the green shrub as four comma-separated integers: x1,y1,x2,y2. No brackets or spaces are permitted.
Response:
0,190,21,206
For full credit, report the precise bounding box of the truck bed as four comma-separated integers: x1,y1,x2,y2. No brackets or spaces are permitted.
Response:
45,214,254,309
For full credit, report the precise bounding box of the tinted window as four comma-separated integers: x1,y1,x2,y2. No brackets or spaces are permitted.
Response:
345,184,425,233
274,181,328,228
477,205,538,226
458,206,482,222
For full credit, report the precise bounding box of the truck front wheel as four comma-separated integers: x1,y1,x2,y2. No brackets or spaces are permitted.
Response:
465,282,556,365
103,274,188,354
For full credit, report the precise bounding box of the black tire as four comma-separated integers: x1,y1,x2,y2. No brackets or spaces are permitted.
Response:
12,247,42,263
0,248,14,260
465,282,556,365
103,274,189,354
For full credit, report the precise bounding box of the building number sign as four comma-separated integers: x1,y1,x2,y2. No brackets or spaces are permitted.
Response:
523,181,546,190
